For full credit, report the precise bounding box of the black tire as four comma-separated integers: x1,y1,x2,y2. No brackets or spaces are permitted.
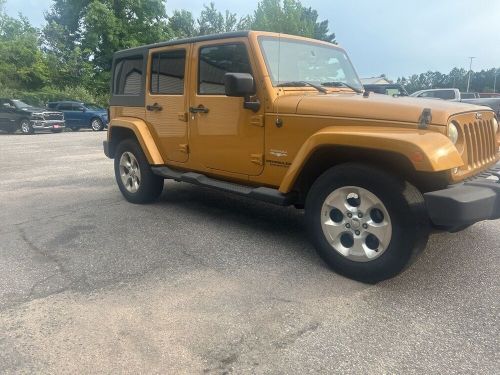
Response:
114,139,164,204
305,163,429,283
91,118,104,131
19,119,33,134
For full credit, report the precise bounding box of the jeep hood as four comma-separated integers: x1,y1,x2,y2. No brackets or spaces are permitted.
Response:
274,92,491,125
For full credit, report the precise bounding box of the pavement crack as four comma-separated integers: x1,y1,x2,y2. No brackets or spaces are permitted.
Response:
274,322,321,349
18,227,68,273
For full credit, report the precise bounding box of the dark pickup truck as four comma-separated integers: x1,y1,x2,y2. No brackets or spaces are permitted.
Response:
0,99,65,134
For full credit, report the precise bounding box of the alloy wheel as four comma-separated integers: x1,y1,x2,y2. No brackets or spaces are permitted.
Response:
320,186,392,262
119,151,141,193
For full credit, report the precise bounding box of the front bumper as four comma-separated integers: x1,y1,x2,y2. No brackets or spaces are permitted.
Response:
424,163,500,231
31,119,65,130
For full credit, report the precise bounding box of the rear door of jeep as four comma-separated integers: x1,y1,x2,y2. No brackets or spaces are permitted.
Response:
145,44,190,163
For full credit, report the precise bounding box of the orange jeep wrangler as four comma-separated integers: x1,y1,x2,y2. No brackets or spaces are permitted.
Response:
104,31,500,282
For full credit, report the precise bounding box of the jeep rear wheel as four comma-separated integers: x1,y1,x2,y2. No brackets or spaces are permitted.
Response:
305,163,429,283
114,139,164,204
20,119,33,134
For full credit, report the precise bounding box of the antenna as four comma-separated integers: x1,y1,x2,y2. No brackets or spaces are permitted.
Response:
275,33,282,127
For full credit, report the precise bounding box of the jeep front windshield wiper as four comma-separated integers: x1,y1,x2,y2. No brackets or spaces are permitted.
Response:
321,81,363,94
276,81,328,94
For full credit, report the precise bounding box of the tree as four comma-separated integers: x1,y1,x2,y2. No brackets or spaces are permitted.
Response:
250,0,336,43
168,9,197,38
197,2,245,35
397,67,500,94
0,3,48,90
44,0,172,93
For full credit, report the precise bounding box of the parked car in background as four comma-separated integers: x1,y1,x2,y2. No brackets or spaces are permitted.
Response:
0,98,65,134
363,83,408,97
47,101,108,131
410,88,500,116
460,92,480,99
479,93,500,98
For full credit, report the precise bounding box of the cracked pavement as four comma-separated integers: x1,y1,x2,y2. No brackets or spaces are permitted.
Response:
0,131,499,373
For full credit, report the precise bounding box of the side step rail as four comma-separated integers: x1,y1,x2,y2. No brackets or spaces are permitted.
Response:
151,166,297,206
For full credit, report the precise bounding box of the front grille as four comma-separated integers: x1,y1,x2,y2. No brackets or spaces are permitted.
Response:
462,119,497,169
43,112,64,121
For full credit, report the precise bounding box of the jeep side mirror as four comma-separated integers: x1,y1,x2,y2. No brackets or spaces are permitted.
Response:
224,73,260,112
224,73,255,97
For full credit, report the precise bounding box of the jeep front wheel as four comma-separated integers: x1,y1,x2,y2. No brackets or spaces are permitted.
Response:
305,163,429,283
114,139,164,204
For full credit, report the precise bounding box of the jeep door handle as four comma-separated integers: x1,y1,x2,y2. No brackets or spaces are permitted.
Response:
146,103,163,112
189,105,209,114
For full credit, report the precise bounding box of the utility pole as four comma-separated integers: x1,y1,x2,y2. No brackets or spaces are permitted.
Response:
494,69,498,93
466,57,475,93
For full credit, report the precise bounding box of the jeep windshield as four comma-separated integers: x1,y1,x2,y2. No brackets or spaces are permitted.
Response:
259,36,363,93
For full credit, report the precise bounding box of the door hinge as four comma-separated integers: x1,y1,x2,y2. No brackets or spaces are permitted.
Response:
250,115,264,127
178,112,188,122
250,153,264,165
179,144,189,153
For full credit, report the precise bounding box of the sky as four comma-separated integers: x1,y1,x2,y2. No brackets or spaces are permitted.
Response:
5,0,500,80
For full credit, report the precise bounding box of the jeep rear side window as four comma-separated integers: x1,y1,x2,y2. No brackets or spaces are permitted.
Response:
150,50,186,95
113,56,144,96
198,43,252,95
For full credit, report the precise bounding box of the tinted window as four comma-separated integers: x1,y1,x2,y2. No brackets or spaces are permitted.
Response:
198,44,252,95
420,92,435,98
434,90,455,100
113,56,144,95
58,104,74,111
151,50,186,95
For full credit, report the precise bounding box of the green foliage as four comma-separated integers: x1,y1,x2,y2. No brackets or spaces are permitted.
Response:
398,68,500,94
250,0,336,43
168,9,197,38
0,0,338,105
0,12,49,90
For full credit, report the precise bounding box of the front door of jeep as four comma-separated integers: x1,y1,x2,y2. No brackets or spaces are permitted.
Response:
146,44,190,163
189,40,265,176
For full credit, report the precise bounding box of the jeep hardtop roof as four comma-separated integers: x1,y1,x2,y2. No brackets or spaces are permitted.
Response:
114,31,250,59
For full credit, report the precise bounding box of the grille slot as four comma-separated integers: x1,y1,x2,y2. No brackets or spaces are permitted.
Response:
43,112,64,121
463,119,496,169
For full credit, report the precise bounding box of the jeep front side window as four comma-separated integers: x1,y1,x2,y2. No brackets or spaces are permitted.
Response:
258,36,363,92
198,43,252,95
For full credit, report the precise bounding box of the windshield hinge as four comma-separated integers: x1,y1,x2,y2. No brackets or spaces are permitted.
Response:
419,108,432,129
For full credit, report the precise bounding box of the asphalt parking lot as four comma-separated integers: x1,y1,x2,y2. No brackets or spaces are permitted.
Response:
0,131,499,373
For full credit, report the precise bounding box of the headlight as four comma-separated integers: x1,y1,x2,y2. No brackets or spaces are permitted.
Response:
493,117,499,134
448,122,459,144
